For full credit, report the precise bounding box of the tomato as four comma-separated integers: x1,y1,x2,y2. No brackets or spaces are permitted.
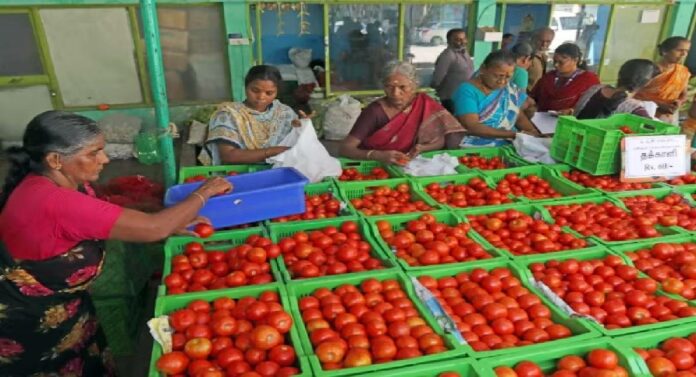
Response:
344,348,372,367
316,340,346,364
211,316,237,337
170,309,196,332
556,355,585,372
156,351,189,374
587,349,618,369
370,336,397,361
494,366,517,377
268,345,296,367
194,223,215,238
250,325,282,351
255,361,280,376
216,347,243,368
184,338,213,359
514,361,543,377
266,312,293,334
647,356,677,377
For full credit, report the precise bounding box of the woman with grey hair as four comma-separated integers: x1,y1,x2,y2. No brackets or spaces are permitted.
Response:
340,61,465,164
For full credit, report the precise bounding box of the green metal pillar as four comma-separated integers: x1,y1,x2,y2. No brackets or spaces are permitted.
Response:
472,0,498,68
223,1,252,101
664,0,696,38
140,0,176,187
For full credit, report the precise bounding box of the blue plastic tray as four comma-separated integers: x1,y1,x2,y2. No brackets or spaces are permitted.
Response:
164,167,309,228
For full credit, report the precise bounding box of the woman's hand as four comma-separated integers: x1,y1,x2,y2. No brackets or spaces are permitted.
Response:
291,110,317,127
408,144,424,158
374,150,410,165
174,216,212,237
556,108,574,116
195,177,233,200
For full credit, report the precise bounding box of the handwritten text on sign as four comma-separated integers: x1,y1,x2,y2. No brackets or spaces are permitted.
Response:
624,135,687,179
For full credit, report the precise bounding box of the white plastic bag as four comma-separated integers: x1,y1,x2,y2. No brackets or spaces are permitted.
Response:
513,133,556,164
323,94,362,140
267,119,342,183
402,154,459,176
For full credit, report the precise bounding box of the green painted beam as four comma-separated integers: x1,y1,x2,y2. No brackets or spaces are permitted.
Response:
140,0,176,187
0,75,50,87
662,1,696,38
472,0,497,68
223,2,252,101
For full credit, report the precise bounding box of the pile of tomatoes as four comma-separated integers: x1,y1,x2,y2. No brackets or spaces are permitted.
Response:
277,221,384,279
495,173,562,200
529,255,696,329
459,155,508,170
666,173,696,185
635,334,696,376
624,242,696,299
348,184,433,216
297,278,447,370
546,201,664,241
418,267,573,352
155,293,300,376
164,236,279,295
272,193,343,222
561,171,652,192
621,194,696,231
468,210,587,256
375,213,491,266
494,349,626,377
339,167,390,181
423,178,513,208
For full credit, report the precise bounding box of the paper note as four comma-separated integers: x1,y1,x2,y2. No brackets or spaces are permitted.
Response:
531,112,559,134
640,9,660,24
623,135,688,179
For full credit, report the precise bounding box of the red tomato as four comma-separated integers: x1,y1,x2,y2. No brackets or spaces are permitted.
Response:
184,338,213,359
194,223,214,238
587,349,618,369
250,325,282,351
156,351,189,374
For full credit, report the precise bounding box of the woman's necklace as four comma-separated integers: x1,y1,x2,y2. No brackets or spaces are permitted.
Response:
554,69,582,88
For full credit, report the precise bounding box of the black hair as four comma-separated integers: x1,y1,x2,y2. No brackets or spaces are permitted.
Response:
658,36,690,55
0,111,101,210
483,49,515,68
503,33,514,39
244,65,282,88
554,43,587,70
510,42,533,59
446,28,466,42
577,59,659,120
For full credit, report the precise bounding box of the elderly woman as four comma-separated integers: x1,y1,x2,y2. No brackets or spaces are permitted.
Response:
574,59,659,119
0,111,231,375
530,43,600,114
635,36,692,123
452,50,539,147
510,42,534,92
199,65,310,165
340,61,465,164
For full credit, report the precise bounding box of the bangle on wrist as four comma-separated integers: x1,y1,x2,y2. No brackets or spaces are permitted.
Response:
192,192,206,206
366,150,375,159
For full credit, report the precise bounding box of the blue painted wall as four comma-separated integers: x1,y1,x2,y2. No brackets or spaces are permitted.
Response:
260,4,325,65
503,4,551,43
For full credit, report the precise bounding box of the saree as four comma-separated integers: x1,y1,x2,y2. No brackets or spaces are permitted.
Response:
0,240,116,377
531,70,600,112
635,64,690,123
361,93,463,153
199,100,297,165
456,83,526,147
574,85,657,119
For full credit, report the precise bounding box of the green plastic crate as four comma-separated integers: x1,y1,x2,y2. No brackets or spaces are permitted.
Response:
477,337,650,377
515,247,696,337
363,210,505,272
337,158,404,181
408,259,600,359
267,181,355,223
93,285,147,356
148,285,312,377
553,170,663,195
550,114,680,176
674,185,696,204
609,186,696,222
413,173,525,211
482,165,599,203
455,204,602,259
177,163,270,184
285,269,466,377
267,216,399,283
540,195,687,246
91,240,154,298
420,146,531,174
337,178,441,216
360,358,486,377
159,228,283,298
614,321,696,376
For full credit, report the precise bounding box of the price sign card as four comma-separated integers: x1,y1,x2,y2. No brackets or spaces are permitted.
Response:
621,134,689,182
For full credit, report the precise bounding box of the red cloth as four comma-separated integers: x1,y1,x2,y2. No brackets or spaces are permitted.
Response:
531,70,600,112
361,93,443,153
0,175,123,261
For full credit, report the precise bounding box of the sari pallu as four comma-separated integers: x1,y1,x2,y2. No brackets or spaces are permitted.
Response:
635,64,691,123
362,93,463,153
531,70,600,112
199,100,297,165
459,84,525,147
0,239,116,377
